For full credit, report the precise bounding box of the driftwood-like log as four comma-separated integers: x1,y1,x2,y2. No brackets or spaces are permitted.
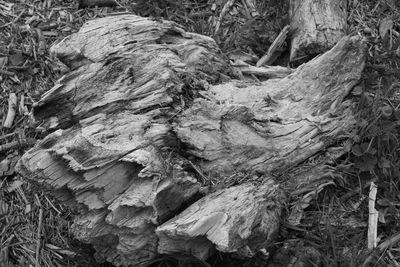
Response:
289,0,348,63
17,14,366,267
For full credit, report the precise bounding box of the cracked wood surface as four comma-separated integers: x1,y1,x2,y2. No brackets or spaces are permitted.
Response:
289,0,348,63
17,14,365,266
157,180,283,259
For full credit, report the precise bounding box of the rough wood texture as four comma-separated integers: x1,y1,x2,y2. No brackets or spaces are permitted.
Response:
176,36,365,177
16,14,366,267
157,180,283,259
289,0,348,63
232,62,293,79
18,15,231,266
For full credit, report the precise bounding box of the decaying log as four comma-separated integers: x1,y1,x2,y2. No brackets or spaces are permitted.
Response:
16,14,366,267
289,0,348,63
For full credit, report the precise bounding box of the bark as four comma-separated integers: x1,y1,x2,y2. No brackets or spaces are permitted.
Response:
289,0,348,63
16,14,366,267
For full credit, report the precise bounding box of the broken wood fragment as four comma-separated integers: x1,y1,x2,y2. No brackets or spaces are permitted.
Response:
231,61,293,79
3,93,17,128
157,180,283,259
367,182,378,250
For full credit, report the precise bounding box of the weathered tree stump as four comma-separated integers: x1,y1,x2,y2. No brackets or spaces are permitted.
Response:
16,14,366,266
78,0,117,8
289,0,348,63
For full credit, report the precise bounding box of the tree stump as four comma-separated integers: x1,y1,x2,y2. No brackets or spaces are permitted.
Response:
78,0,117,8
16,14,366,266
289,0,348,63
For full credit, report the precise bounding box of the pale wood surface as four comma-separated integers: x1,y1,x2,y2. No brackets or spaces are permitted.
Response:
289,0,348,63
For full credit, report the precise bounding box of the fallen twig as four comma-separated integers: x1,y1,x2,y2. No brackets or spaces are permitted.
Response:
0,10,24,29
34,194,43,267
0,69,15,76
186,160,209,184
388,251,400,267
231,60,293,78
214,0,235,34
0,132,17,141
0,138,36,153
257,25,290,67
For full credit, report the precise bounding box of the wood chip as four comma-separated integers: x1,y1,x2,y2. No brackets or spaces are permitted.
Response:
368,182,378,250
3,93,17,128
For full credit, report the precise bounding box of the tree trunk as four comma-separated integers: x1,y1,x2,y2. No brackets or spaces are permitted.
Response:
289,0,348,64
16,14,366,267
78,0,117,8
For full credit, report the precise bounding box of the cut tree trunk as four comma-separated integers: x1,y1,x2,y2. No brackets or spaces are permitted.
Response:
289,0,348,63
16,14,366,267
